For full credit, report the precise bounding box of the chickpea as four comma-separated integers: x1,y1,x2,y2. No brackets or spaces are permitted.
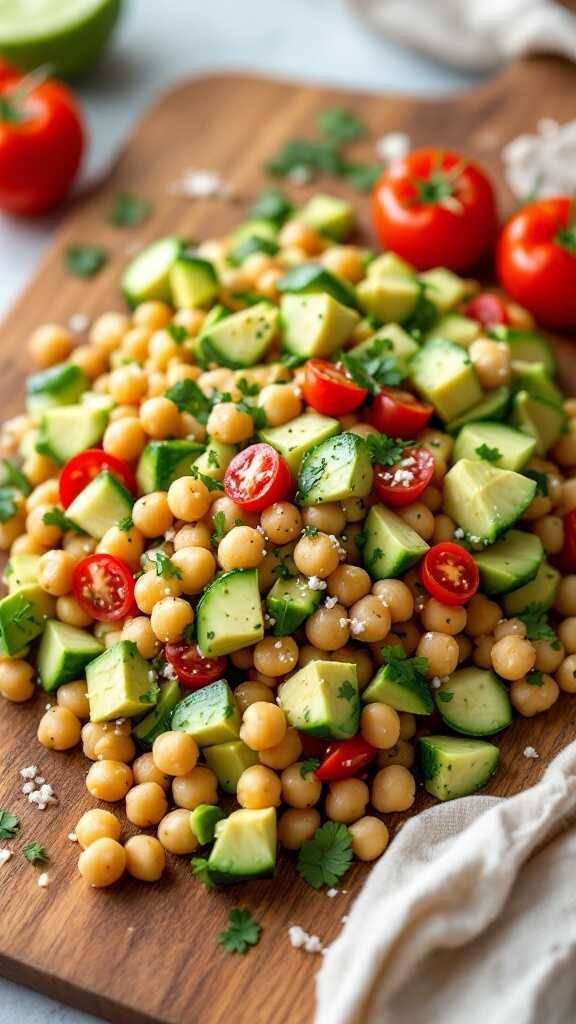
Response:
91,311,129,353
81,721,109,760
279,219,323,254
556,654,576,693
71,344,108,379
421,485,443,513
167,476,211,522
231,647,254,671
237,765,282,809
37,706,81,750
321,245,364,283
109,364,147,405
158,808,198,854
417,631,459,677
133,301,172,332
139,396,180,439
240,702,287,751
349,816,390,861
121,616,161,659
398,712,416,740
125,835,166,882
94,731,136,763
260,502,302,545
210,495,257,532
332,645,373,690
361,703,400,749
134,571,181,614
174,522,212,551
206,402,253,445
325,778,369,824
23,453,58,488
278,808,321,850
372,764,416,813
150,596,194,643
132,752,171,790
469,338,511,389
305,604,350,650
103,418,146,462
86,760,133,801
327,564,371,606
63,532,96,559
302,503,346,535
397,502,435,540
560,477,576,514
552,421,576,468
10,534,47,556
554,575,576,616
421,598,466,636
26,504,61,547
152,731,198,776
348,595,391,643
372,579,413,622
27,479,60,511
218,525,265,571
234,681,275,713
257,267,282,300
125,781,168,827
294,532,341,579
132,492,173,538
78,837,126,887
28,323,73,367
473,635,495,669
171,546,216,595
494,619,527,643
253,636,298,678
259,728,302,770
465,594,502,637
0,658,35,702
534,638,565,673
98,524,144,571
532,515,564,555
510,674,559,716
57,681,90,719
249,670,277,689
121,325,151,361
76,808,121,849
558,618,576,655
171,766,218,811
491,635,536,680
377,740,415,769
257,384,302,427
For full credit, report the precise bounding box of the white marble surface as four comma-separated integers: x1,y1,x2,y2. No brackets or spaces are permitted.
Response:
0,0,479,1020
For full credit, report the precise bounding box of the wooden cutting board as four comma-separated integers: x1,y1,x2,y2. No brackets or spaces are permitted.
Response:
1,60,576,1024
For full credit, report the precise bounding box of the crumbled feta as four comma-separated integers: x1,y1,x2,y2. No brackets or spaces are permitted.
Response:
20,766,38,780
431,676,443,689
0,849,13,867
21,782,36,795
274,641,283,650
308,576,327,591
324,595,338,609
164,527,176,542
453,527,465,539
288,925,324,953
395,469,414,487
502,118,576,200
68,832,78,843
168,169,233,200
523,746,539,759
37,872,49,888
349,618,366,636
375,131,410,163
68,313,90,333
34,776,45,785
338,617,350,629
326,888,339,898
161,663,178,681
28,782,57,811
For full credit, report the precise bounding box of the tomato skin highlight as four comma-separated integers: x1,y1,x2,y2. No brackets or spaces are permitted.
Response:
72,554,135,623
464,293,510,329
165,642,227,690
303,359,367,416
372,148,497,272
224,442,292,511
373,446,434,508
59,450,136,508
420,542,479,606
315,737,377,782
365,388,433,438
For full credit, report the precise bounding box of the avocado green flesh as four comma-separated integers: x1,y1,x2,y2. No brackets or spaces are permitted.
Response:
66,470,134,540
37,620,103,692
281,293,360,358
133,680,182,748
503,561,560,615
357,275,419,324
410,339,483,422
511,391,565,455
418,735,499,801
204,740,258,794
37,404,107,465
0,0,122,78
189,805,225,845
300,193,354,241
196,569,263,657
474,530,544,596
443,459,536,543
207,807,277,884
363,663,433,715
200,303,278,369
453,421,536,472
0,584,55,656
447,386,510,433
362,504,429,580
122,237,183,307
266,574,322,636
170,256,218,310
297,432,373,505
278,660,359,740
260,412,340,474
419,268,468,314
171,681,240,747
434,668,512,736
7,553,40,593
87,641,158,722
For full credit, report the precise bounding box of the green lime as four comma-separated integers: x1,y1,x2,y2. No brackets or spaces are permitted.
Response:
0,0,123,78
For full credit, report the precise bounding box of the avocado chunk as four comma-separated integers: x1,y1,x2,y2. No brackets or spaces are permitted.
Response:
190,805,225,845
427,312,481,347
196,568,263,657
348,323,419,370
266,574,322,636
26,362,89,418
277,660,359,740
37,620,104,692
357,275,419,324
0,585,55,656
260,411,340,475
435,668,512,736
277,263,357,309
193,439,237,482
417,735,499,801
232,218,279,246
362,659,433,715
86,641,158,722
362,503,429,580
367,252,415,279
503,329,556,375
300,193,354,241
6,553,40,593
447,386,510,433
207,807,277,885
281,293,360,359
474,530,543,596
201,303,279,369
410,339,484,422
170,255,219,309
133,680,182,748
136,439,205,492
36,404,108,465
443,459,536,543
453,422,536,471
122,236,183,307
66,470,134,540
511,391,565,455
204,739,259,794
297,432,373,505
511,360,563,408
503,561,560,615
171,680,240,747
419,267,468,313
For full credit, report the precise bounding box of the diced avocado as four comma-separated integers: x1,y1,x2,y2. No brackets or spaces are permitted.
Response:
447,386,510,433
351,323,419,369
281,293,360,359
277,263,357,309
86,641,157,722
66,470,134,540
266,574,322,636
417,735,499,801
363,661,433,715
410,339,483,422
171,680,240,747
362,503,429,580
81,392,115,416
36,404,108,465
169,254,219,309
6,553,40,593
204,740,259,794
37,620,104,692
122,236,183,307
201,303,279,369
357,275,419,324
453,422,536,471
427,312,481,347
297,432,373,505
136,439,205,493
0,585,55,656
133,680,182,748
502,329,556,376
232,219,278,246
26,362,88,417
443,459,536,543
197,569,263,657
207,807,277,885
300,193,354,241
193,439,236,482
512,360,563,408
367,252,415,279
277,660,359,740
435,668,512,736
474,530,543,596
419,267,468,313
503,561,560,615
260,412,339,474
19,429,39,460
189,805,225,845
511,391,566,455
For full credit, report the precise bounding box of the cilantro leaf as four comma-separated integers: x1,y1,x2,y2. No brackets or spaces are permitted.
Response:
524,469,548,497
236,378,260,397
218,908,262,954
236,398,267,430
152,551,183,580
190,466,224,492
207,449,220,469
265,137,345,182
0,488,18,523
1,459,31,496
211,510,227,546
318,107,365,143
109,192,151,228
65,245,108,279
381,645,430,688
300,758,321,779
191,857,215,889
297,821,353,890
526,670,544,687
341,338,405,395
0,810,19,840
42,508,85,534
118,515,134,532
366,433,414,467
167,324,188,346
249,186,293,225
475,444,501,463
23,841,49,864
337,680,356,702
165,379,211,424
437,691,454,703
139,680,160,704
403,290,438,338
516,603,556,642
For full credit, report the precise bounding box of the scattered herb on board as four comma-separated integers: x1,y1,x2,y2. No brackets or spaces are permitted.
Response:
0,810,19,840
297,821,353,890
191,857,215,888
65,245,108,279
23,841,49,864
218,909,262,954
109,192,152,228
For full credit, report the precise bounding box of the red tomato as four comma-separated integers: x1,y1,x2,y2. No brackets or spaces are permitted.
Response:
303,359,367,416
72,554,135,623
0,69,84,215
365,388,433,438
165,642,227,689
0,61,18,85
373,446,434,508
562,510,576,572
315,737,377,782
224,443,291,511
420,542,479,606
298,734,328,759
59,450,136,509
464,293,510,329
497,197,576,328
372,148,498,272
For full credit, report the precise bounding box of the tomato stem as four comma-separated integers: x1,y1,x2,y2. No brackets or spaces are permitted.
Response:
0,63,52,125
556,196,576,255
411,157,467,207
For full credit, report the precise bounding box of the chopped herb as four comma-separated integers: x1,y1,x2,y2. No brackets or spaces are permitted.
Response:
65,244,108,279
274,553,294,581
517,603,556,642
23,841,49,865
207,449,220,469
249,186,293,225
191,857,215,889
152,551,183,580
341,338,405,395
167,323,188,346
265,137,344,182
0,488,18,523
526,670,544,687
366,433,414,467
42,508,85,534
300,757,320,778
475,444,501,463
118,515,134,532
381,645,429,688
403,290,438,338
165,379,211,424
318,107,365,143
296,457,327,501
337,680,356,702
341,161,382,192
437,691,454,703
297,821,353,890
236,399,267,430
223,704,234,719
109,192,151,228
237,378,260,397
0,810,19,840
524,469,548,497
280,352,306,369
218,908,262,954
190,465,224,492
211,510,227,545
207,630,215,640
302,525,320,538
1,459,31,496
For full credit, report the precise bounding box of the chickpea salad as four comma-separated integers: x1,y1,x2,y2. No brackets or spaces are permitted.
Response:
0,183,575,897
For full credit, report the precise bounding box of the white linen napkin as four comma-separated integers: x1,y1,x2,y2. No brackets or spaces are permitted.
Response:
316,741,576,1024
347,0,576,70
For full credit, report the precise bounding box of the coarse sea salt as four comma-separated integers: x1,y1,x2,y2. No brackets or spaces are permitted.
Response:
0,850,13,867
523,746,539,760
502,118,576,200
37,872,49,888
168,169,233,200
308,576,327,591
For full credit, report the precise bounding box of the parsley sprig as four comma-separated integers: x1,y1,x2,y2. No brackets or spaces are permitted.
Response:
190,465,224,492
218,908,262,954
151,551,183,580
475,444,501,463
109,192,151,228
381,645,429,687
516,603,556,642
65,244,108,279
42,508,85,534
23,841,49,864
165,379,212,424
297,821,353,890
341,338,405,395
0,810,19,840
366,434,415,467
191,857,215,888
211,510,227,546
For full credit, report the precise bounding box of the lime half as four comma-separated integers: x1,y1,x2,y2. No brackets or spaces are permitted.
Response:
0,0,123,78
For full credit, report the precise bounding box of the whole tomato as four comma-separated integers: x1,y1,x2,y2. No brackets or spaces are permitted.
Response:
372,148,498,272
0,67,84,215
497,197,576,328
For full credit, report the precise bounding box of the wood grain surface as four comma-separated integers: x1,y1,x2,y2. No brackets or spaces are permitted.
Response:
0,62,575,1024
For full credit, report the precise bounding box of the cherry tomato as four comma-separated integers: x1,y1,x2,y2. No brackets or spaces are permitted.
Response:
0,61,18,85
315,737,377,782
464,293,510,329
373,446,434,508
224,442,292,511
72,554,135,623
497,197,576,328
303,359,367,416
562,510,576,572
365,388,433,438
0,68,84,215
165,642,227,690
372,148,497,272
59,450,136,509
420,542,479,606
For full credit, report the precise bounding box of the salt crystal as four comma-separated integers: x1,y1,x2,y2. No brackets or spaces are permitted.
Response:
523,746,539,759
37,872,49,888
326,888,339,898
0,850,13,867
308,576,327,591
68,833,78,843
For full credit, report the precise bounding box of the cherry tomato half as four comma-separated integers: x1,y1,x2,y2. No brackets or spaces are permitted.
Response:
365,388,433,438
303,359,368,417
315,737,377,782
165,642,228,690
72,554,135,623
420,542,479,606
464,293,510,330
224,442,292,512
373,446,434,508
59,449,137,509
